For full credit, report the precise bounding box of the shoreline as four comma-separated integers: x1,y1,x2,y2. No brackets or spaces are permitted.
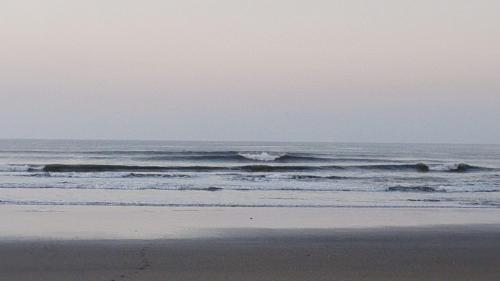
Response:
2,205,500,240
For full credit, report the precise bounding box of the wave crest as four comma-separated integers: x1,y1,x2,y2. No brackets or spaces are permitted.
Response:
238,152,285,162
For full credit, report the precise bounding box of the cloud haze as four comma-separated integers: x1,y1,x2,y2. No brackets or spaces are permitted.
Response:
1,0,499,143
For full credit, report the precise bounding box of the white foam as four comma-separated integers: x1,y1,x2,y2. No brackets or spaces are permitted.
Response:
238,152,284,162
0,164,31,172
432,163,466,172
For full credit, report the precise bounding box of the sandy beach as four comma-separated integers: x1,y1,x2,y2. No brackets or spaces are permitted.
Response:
1,206,500,280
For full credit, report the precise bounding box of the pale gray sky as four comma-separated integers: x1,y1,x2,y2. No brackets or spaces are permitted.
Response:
1,0,499,143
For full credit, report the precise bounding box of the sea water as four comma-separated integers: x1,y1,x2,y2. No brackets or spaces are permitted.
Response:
0,140,499,208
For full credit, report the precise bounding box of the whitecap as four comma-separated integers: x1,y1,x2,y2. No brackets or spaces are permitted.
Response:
238,152,285,162
0,164,32,172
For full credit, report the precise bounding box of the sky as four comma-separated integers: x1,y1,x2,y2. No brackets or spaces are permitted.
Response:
1,0,499,143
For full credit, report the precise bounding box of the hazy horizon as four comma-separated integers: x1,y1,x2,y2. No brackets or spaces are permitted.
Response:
1,137,499,146
2,0,499,144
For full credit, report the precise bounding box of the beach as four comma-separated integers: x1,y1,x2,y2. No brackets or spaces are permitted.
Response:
1,206,500,280
1,141,500,280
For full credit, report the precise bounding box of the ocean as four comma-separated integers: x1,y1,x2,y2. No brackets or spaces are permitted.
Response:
0,139,499,208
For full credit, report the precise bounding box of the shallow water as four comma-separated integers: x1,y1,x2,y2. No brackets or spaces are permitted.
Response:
0,140,499,208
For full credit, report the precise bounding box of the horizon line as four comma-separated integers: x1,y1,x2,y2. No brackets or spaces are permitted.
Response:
0,137,498,146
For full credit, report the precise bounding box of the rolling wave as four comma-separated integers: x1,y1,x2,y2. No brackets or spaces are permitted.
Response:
38,164,220,173
386,186,444,192
35,164,328,173
30,163,496,173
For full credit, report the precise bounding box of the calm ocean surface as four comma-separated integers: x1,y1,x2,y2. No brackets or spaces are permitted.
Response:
0,140,499,208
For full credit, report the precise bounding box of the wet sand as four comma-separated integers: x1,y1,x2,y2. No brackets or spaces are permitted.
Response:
1,226,500,281
1,206,500,280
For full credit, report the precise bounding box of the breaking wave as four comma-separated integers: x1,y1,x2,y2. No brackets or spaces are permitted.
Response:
238,152,285,161
435,163,494,173
0,164,35,172
146,152,333,162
